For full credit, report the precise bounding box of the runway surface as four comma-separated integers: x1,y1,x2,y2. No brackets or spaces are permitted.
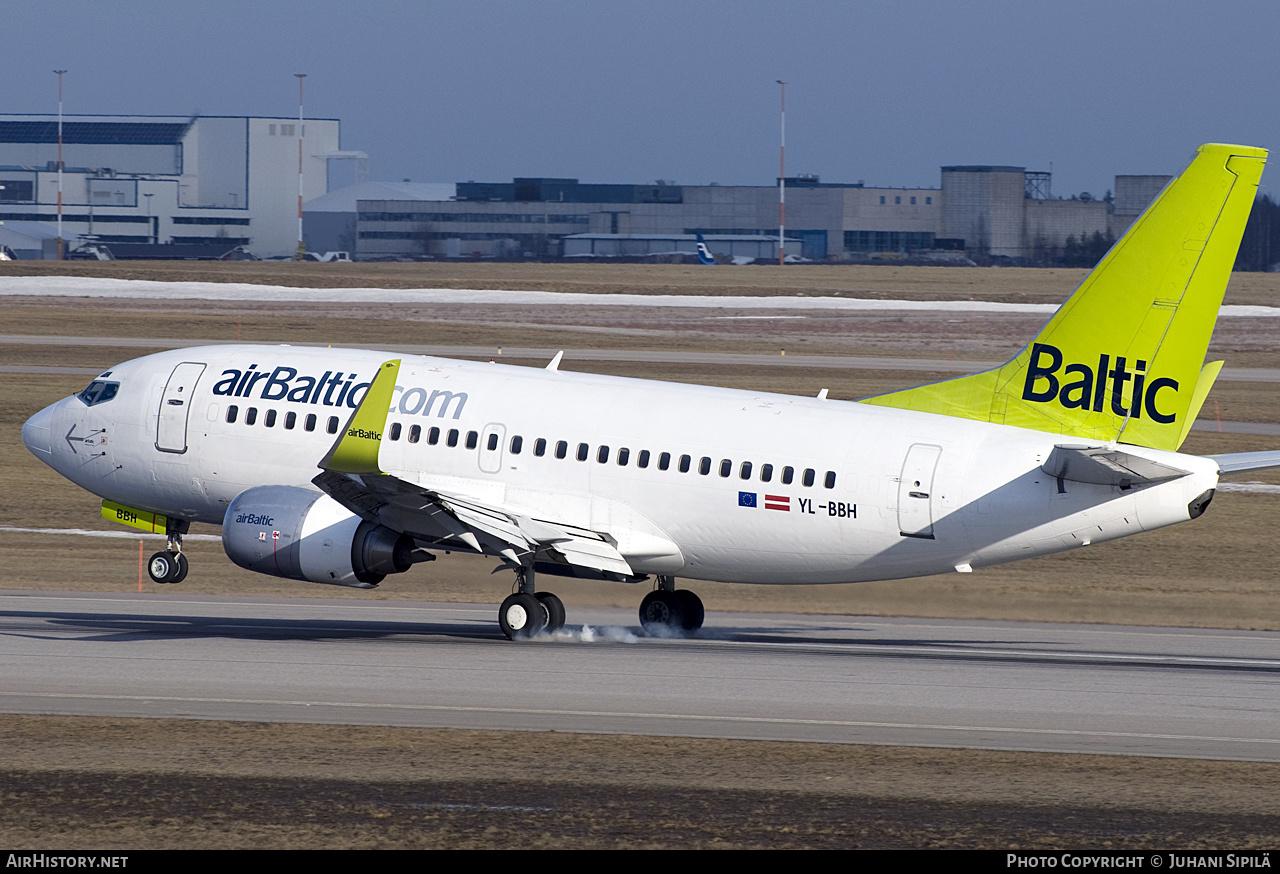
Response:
3,590,1279,762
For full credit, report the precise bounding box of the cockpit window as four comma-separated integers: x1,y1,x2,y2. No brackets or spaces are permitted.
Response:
77,380,120,406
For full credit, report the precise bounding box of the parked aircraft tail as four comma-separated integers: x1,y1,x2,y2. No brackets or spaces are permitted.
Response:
861,143,1266,451
695,234,716,266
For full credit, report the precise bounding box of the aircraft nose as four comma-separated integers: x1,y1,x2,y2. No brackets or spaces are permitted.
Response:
22,403,56,459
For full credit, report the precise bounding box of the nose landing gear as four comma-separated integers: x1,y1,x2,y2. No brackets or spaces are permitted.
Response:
147,519,190,584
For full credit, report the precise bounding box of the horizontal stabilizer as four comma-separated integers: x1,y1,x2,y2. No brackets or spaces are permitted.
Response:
1210,450,1280,475
1042,444,1191,488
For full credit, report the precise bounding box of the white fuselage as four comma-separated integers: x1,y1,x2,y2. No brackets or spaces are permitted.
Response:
23,344,1220,585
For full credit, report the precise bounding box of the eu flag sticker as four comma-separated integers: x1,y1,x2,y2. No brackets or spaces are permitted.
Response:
739,491,757,508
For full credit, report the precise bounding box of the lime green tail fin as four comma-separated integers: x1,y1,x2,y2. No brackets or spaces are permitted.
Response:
861,143,1266,451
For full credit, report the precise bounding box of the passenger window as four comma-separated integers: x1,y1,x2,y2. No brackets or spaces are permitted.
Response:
245,407,258,426
617,447,629,466
534,438,547,457
305,413,316,432
782,466,794,485
428,426,440,445
555,440,568,459
466,431,479,450
285,411,296,430
597,445,610,463
447,429,459,447
637,450,649,468
408,425,420,443
226,405,238,424
577,443,589,461
487,433,499,451
678,454,691,473
389,422,401,441
699,457,711,476
659,452,671,471
740,461,752,480
510,435,523,454
264,409,276,428
760,463,773,482
327,416,339,434
824,471,837,489
803,468,816,487
719,459,731,477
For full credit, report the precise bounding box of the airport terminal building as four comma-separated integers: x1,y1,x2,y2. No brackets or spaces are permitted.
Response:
0,112,1168,263
346,168,1166,262
0,114,340,258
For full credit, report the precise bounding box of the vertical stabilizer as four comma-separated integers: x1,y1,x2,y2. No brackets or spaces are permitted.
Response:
861,144,1266,451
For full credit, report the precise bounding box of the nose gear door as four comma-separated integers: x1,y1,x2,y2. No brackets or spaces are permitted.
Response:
156,362,207,453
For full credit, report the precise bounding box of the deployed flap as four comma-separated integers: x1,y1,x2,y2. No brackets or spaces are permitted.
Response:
313,469,636,579
1042,444,1191,488
1210,450,1280,475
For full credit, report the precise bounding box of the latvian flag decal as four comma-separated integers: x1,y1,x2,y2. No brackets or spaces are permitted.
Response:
740,492,790,511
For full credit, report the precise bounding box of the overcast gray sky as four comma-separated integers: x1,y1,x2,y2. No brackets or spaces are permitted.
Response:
8,0,1280,198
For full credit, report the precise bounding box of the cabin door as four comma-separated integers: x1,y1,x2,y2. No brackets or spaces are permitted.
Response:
156,362,206,454
897,443,941,539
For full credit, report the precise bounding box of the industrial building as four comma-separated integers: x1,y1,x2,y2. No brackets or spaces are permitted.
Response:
0,114,340,258
0,110,1168,263
346,167,1165,262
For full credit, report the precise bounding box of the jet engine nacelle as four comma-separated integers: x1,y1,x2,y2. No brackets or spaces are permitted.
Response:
222,486,416,587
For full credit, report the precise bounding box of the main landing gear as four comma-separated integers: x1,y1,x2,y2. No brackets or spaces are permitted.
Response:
639,575,704,634
147,519,190,584
496,569,705,641
498,566,566,640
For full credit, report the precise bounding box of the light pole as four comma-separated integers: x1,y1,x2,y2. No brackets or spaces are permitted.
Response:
54,70,67,260
777,79,786,267
295,73,307,260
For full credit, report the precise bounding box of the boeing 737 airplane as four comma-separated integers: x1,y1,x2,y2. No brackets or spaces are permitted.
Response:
21,144,1280,639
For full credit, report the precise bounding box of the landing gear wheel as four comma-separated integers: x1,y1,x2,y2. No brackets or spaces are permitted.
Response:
147,551,180,584
499,592,547,640
535,592,566,633
170,553,189,584
674,589,704,632
639,589,703,634
639,589,686,634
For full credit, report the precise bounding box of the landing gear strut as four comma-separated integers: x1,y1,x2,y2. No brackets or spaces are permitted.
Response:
498,565,566,640
147,519,190,584
639,575,704,634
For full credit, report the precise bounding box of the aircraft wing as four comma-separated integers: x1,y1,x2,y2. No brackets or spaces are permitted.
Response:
313,358,638,581
313,468,637,579
1041,444,1191,489
1208,450,1280,475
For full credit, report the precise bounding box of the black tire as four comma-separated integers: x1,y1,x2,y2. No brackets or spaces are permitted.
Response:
675,589,704,631
147,551,177,584
499,593,547,640
170,553,189,584
639,589,686,633
535,592,566,633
